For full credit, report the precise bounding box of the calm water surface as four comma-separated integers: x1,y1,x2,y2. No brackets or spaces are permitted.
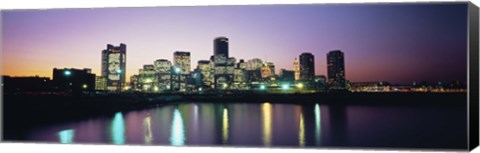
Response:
26,102,466,149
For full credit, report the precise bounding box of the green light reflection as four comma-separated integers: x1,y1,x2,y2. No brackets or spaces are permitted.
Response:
58,129,75,143
111,112,126,144
170,108,185,146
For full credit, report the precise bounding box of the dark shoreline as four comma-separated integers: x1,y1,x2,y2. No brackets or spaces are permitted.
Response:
3,92,467,140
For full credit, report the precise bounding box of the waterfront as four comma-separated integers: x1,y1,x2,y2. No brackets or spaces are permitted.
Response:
6,98,467,149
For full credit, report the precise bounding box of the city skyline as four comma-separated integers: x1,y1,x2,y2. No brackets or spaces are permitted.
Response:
2,4,468,84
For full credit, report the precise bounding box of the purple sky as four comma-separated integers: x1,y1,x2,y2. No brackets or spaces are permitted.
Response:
2,3,468,84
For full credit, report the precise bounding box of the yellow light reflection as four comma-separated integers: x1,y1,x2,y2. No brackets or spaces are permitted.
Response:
299,112,305,147
222,108,229,144
144,114,153,144
315,104,321,146
262,102,272,146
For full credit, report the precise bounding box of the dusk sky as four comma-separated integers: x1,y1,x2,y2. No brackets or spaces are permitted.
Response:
2,3,468,84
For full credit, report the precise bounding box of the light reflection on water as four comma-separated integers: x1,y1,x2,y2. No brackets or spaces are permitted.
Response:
111,112,125,144
25,102,466,149
315,104,321,145
222,108,229,144
58,129,75,143
170,108,185,146
143,114,153,144
261,103,272,146
299,113,305,147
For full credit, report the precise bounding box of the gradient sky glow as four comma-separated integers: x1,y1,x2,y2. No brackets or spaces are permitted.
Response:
1,3,468,84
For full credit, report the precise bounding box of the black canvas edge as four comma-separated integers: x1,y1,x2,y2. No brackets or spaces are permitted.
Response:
468,1,479,151
0,10,4,142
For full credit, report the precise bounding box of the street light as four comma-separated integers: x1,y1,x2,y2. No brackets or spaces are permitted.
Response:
296,83,304,89
259,85,266,90
174,67,181,74
281,84,290,90
64,70,71,76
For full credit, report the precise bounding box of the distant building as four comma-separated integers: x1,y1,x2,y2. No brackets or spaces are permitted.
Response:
197,60,213,88
246,69,262,83
327,50,346,89
280,69,295,82
246,58,263,70
237,59,247,70
95,76,107,90
293,58,300,81
173,51,191,75
101,43,126,91
173,51,191,91
154,59,172,91
299,52,315,81
53,68,96,93
3,75,53,93
314,75,327,91
129,75,140,91
350,82,390,92
214,36,229,58
139,65,156,92
261,63,273,79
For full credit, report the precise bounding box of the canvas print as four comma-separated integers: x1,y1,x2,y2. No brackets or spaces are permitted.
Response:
1,2,478,151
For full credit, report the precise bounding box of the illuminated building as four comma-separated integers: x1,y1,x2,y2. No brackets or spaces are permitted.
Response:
101,43,126,91
197,60,213,88
233,68,247,89
237,59,247,70
95,76,107,91
213,37,235,89
129,75,140,91
246,58,263,70
246,69,262,83
299,52,315,81
173,51,191,91
139,65,156,92
154,59,172,91
293,58,300,81
53,68,96,93
350,81,391,92
214,36,229,58
327,50,346,89
261,63,273,79
173,51,191,75
266,62,275,76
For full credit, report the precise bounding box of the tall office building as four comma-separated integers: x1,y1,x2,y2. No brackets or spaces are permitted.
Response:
299,52,315,81
154,59,172,91
214,36,229,58
293,58,300,81
197,60,213,88
101,43,126,91
246,58,263,70
139,65,156,92
173,51,191,74
327,50,346,89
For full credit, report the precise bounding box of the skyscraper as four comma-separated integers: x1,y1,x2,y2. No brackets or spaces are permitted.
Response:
293,58,300,81
101,43,126,91
214,37,229,58
299,52,315,81
327,50,346,89
173,51,191,91
173,51,191,74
